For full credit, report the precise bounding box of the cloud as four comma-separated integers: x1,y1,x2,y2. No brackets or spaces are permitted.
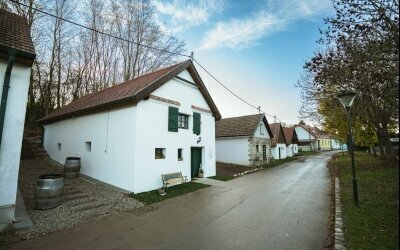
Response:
199,0,333,51
153,0,224,33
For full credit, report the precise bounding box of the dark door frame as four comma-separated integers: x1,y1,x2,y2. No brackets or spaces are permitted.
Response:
190,147,202,178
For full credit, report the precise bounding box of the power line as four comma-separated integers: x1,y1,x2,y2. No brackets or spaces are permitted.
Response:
193,59,282,122
9,0,284,123
7,0,191,58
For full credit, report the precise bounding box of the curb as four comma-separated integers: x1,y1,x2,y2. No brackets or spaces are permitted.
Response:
335,177,345,249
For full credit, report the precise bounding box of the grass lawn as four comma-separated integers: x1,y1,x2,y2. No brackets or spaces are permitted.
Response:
208,175,235,181
336,152,399,249
129,182,209,204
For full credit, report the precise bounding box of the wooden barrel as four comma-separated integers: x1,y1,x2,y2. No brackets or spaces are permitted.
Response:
64,157,81,178
35,174,64,210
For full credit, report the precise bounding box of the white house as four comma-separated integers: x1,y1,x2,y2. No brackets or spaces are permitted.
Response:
283,127,299,157
294,124,318,151
39,60,221,194
215,114,273,166
0,10,36,232
269,123,288,159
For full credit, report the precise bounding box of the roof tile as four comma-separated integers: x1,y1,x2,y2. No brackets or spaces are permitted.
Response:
216,114,264,138
0,9,35,55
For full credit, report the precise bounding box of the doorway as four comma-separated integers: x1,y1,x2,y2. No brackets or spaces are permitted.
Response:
191,147,202,178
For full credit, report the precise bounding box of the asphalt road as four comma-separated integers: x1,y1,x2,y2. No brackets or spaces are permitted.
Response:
9,152,334,250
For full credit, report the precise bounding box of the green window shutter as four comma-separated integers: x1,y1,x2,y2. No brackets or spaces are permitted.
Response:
168,106,179,132
193,112,201,135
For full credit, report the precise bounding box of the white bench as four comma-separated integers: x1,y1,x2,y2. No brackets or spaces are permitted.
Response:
161,172,187,190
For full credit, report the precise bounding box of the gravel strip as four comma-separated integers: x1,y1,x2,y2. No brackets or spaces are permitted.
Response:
17,159,144,240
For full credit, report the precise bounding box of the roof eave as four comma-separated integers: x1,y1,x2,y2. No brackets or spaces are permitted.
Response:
0,45,36,66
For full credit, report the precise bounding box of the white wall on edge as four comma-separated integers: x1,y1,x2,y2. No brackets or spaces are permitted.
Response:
0,61,31,208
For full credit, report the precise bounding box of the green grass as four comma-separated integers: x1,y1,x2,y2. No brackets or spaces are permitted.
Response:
208,175,235,181
265,156,297,167
129,182,210,204
336,152,399,249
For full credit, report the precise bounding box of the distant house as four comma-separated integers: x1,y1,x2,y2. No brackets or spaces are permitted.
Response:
0,10,36,231
283,127,299,157
269,123,288,159
39,60,221,194
330,138,343,150
215,114,273,166
294,124,317,151
316,134,332,151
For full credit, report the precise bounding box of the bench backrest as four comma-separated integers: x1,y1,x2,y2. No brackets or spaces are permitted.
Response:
161,172,183,181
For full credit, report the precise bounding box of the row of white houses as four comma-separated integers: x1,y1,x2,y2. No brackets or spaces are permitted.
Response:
0,9,343,231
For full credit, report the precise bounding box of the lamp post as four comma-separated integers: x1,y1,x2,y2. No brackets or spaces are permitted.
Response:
337,92,359,207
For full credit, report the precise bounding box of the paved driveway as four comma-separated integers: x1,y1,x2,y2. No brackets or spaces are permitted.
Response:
9,152,334,250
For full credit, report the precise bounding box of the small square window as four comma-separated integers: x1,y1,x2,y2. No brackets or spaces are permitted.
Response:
178,114,189,129
155,148,166,159
57,143,61,151
85,141,92,152
178,148,183,161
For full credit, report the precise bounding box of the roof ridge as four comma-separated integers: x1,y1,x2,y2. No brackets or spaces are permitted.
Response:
44,61,187,111
220,113,263,120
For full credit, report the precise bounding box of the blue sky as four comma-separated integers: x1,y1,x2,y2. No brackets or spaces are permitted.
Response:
153,0,334,125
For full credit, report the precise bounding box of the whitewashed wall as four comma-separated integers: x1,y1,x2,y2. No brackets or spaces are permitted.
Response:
0,60,31,228
254,120,270,139
216,137,249,166
44,69,217,194
286,145,294,157
44,106,137,192
132,70,216,193
293,144,298,154
271,143,287,159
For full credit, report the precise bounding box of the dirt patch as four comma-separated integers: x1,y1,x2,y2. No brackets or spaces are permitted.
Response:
216,162,254,176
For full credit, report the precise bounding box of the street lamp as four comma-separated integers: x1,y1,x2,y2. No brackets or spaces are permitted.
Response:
337,92,359,207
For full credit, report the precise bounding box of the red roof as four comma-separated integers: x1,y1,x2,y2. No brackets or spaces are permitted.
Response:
283,127,299,144
269,123,287,146
39,60,221,124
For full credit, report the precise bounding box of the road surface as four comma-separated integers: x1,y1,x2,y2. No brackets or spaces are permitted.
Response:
9,152,334,250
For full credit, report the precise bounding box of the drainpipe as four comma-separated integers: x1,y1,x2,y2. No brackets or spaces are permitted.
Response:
0,51,16,151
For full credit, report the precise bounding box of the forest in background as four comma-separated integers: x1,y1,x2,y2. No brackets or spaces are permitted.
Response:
1,0,186,124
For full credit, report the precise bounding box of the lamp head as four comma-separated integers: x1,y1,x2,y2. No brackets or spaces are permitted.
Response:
337,92,357,110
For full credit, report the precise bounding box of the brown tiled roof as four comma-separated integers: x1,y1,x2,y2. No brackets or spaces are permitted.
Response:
39,60,221,124
283,127,300,144
216,114,273,138
269,123,287,146
283,127,294,144
0,9,35,63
